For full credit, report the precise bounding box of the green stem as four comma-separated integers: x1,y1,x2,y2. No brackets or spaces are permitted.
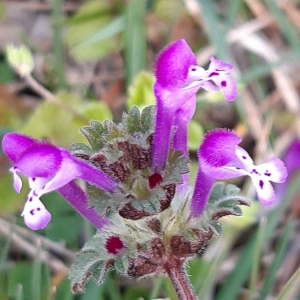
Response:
24,74,88,123
52,0,66,88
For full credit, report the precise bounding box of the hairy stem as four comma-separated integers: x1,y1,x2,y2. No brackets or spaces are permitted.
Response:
165,259,198,300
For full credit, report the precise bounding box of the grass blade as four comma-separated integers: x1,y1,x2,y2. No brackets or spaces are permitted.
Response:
150,276,164,299
240,53,297,84
0,222,14,296
265,0,300,56
75,16,125,49
225,0,243,31
16,284,23,300
276,257,300,300
196,229,236,299
0,223,14,265
52,0,66,88
125,0,147,87
248,217,266,300
31,244,42,300
257,220,293,300
215,174,300,300
195,0,228,59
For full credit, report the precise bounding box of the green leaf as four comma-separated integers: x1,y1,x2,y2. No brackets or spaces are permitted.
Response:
124,106,142,134
127,71,155,110
208,220,223,236
70,232,114,293
66,1,121,61
209,183,243,204
76,101,112,126
80,120,107,151
69,143,92,157
188,120,203,150
114,255,128,275
224,202,259,230
19,91,85,147
140,105,156,133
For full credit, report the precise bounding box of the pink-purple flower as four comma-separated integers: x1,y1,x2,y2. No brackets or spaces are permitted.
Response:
191,130,288,216
2,133,116,230
275,140,300,201
152,40,237,190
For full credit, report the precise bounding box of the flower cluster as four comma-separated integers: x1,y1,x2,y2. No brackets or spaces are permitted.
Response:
2,39,288,295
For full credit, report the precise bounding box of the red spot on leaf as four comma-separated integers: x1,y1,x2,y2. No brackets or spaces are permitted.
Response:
105,236,124,255
148,173,163,189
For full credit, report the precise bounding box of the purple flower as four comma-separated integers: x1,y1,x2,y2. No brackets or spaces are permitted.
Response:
191,129,288,216
275,140,300,200
2,133,117,230
152,40,236,190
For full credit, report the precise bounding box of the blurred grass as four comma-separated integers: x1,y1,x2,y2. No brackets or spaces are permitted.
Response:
125,0,147,88
52,0,66,89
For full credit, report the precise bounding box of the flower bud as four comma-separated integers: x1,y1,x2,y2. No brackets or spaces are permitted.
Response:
6,45,34,77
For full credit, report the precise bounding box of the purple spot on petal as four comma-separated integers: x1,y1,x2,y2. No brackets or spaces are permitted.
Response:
242,156,247,160
221,81,227,87
264,171,271,176
32,178,36,182
191,68,196,71
236,167,241,169
33,191,38,196
252,169,259,175
37,207,41,211
30,209,35,215
259,180,264,189
29,197,32,202
216,69,224,72
209,72,219,77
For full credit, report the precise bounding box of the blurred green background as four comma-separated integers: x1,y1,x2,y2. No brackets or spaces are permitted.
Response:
0,0,300,299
